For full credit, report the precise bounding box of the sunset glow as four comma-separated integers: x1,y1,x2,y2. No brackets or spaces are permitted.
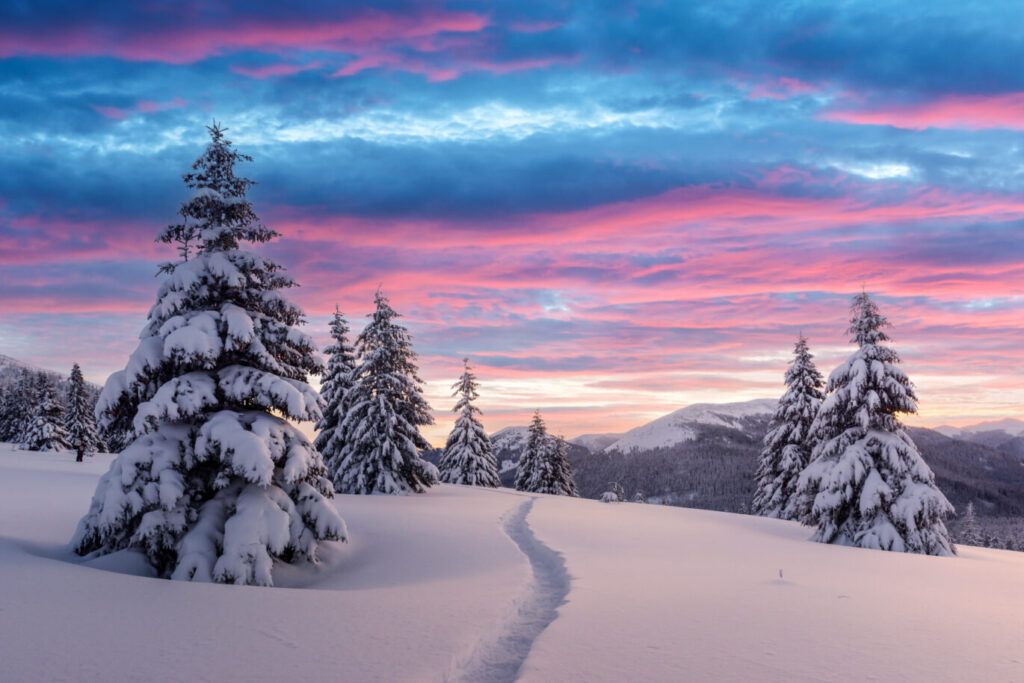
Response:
2,2,1023,444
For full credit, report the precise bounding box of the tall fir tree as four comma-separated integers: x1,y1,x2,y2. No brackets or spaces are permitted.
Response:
438,358,500,487
65,363,103,462
753,335,824,520
515,410,548,492
329,289,437,494
796,292,954,556
314,307,357,466
21,386,71,451
72,124,346,585
515,411,578,495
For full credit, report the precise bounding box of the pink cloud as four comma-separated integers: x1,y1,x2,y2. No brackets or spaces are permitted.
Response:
0,11,488,63
230,62,323,79
822,93,1024,130
91,97,187,120
747,76,821,100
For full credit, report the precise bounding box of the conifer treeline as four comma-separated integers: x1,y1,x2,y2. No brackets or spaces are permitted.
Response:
0,362,105,458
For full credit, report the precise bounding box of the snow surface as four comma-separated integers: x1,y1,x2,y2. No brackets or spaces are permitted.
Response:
2,444,1022,682
605,398,777,453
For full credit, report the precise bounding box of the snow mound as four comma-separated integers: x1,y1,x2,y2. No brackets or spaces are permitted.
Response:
606,398,777,453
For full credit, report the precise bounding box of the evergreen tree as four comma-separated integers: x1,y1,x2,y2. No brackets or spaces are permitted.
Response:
329,288,436,494
958,502,982,546
72,124,346,585
21,386,70,451
753,335,824,520
314,307,357,467
515,410,548,492
65,363,103,462
438,358,500,487
0,368,32,441
796,292,954,556
515,411,578,495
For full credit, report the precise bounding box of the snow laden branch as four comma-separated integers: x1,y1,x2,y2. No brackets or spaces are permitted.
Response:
73,124,346,586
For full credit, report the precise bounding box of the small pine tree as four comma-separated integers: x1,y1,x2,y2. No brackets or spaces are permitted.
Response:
754,334,824,520
796,292,955,555
65,363,103,461
72,124,346,585
330,288,436,494
439,359,500,487
314,307,357,466
958,502,982,546
515,412,578,496
515,410,548,492
632,490,646,503
21,386,70,451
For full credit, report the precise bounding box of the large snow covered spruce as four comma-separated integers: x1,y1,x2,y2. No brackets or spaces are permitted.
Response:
796,292,954,556
72,124,346,585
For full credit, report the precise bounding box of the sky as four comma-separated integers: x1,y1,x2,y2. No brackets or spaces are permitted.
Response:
2,1,1024,444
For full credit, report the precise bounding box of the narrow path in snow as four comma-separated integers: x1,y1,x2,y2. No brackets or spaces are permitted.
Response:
447,497,570,683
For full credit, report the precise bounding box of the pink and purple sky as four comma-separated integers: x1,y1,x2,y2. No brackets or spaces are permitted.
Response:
1,2,1023,443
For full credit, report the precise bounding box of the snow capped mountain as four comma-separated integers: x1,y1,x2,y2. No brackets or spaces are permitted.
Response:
936,418,1024,438
604,399,777,454
490,425,532,454
569,433,623,452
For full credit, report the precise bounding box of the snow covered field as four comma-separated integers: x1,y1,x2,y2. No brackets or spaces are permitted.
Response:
1,445,1022,682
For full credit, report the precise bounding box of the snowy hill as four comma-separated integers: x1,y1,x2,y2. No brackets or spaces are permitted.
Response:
569,433,623,452
604,398,777,454
935,417,1024,438
490,425,532,454
1,445,1022,681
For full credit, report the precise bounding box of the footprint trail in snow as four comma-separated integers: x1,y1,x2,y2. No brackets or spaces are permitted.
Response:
448,497,570,683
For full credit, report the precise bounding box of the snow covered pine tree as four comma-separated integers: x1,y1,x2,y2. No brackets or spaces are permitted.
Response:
958,502,982,546
329,289,438,494
314,307,357,470
65,363,103,461
0,368,32,442
72,124,346,585
753,335,824,520
515,410,578,495
438,358,500,486
796,292,954,555
21,385,70,451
